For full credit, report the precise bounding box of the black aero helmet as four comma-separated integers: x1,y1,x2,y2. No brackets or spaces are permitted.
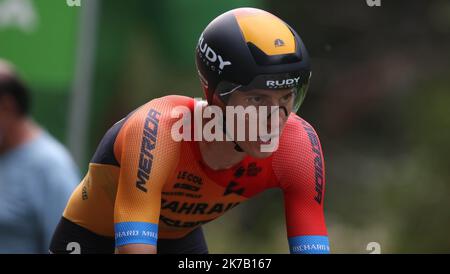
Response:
195,7,311,112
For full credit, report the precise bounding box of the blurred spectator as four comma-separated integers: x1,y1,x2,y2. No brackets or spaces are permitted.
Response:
0,59,79,253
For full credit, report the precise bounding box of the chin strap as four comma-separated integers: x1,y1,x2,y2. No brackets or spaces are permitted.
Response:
233,141,244,152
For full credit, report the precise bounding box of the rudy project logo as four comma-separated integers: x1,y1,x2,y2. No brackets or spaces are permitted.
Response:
197,34,232,73
266,77,301,89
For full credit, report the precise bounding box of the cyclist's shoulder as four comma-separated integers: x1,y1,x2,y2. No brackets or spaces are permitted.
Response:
105,96,190,165
149,94,196,107
273,114,323,165
123,94,195,126
279,113,322,147
272,114,325,188
114,95,193,149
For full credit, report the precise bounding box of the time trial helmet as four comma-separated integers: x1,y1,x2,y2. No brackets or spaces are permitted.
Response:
195,7,311,113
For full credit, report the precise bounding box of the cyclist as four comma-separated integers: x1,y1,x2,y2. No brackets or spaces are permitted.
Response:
50,7,329,254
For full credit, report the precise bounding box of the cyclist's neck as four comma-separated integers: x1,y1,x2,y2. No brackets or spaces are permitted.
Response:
197,139,246,171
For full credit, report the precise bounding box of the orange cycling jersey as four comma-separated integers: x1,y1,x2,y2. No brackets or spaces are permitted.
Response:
62,95,329,254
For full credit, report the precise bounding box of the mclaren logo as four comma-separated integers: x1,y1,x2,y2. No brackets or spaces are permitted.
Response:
197,34,232,73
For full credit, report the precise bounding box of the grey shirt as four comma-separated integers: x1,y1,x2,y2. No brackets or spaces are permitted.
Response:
0,131,79,253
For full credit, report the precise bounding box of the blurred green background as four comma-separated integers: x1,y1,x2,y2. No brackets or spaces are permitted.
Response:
1,0,450,253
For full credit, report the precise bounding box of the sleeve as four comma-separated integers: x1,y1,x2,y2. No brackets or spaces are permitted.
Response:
273,116,329,254
112,100,181,248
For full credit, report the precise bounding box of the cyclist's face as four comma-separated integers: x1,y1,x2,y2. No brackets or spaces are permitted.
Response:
226,88,293,158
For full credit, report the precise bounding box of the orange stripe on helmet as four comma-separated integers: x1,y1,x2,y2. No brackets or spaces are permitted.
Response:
234,8,296,56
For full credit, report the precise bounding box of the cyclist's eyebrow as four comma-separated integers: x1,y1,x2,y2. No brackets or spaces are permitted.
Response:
281,89,295,95
244,91,270,98
244,89,295,99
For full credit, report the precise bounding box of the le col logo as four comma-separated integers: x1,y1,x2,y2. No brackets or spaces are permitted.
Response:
67,0,81,7
266,77,300,89
197,34,232,72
